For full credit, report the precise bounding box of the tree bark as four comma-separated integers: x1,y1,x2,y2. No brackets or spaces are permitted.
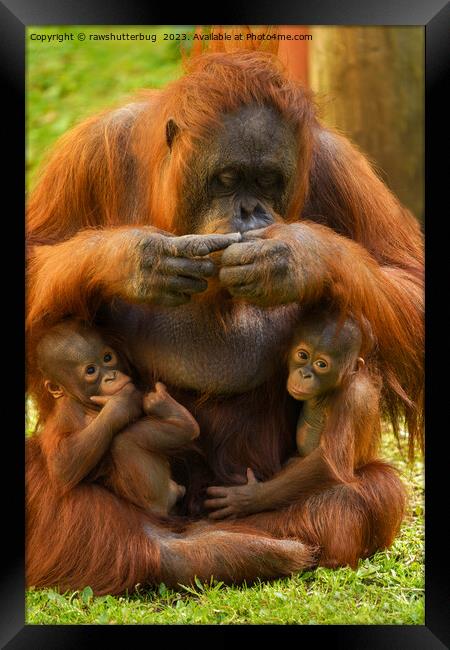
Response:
309,26,424,222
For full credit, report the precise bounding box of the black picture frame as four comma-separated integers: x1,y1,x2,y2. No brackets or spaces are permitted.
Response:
2,0,448,647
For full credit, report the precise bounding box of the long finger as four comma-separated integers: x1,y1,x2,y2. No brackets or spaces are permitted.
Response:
241,227,271,241
172,233,242,258
218,264,258,287
206,486,230,498
208,507,235,520
204,498,229,510
164,275,208,295
220,241,261,266
90,396,109,405
157,256,217,279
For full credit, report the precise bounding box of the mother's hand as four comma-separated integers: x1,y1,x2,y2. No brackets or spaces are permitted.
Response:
132,231,242,306
218,224,307,307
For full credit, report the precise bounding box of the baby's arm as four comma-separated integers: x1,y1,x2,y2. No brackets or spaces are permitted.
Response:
204,402,330,519
50,383,143,490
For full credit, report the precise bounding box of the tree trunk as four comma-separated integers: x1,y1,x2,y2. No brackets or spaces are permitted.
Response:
309,27,424,222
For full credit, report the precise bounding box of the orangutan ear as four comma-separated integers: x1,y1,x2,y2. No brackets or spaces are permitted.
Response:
166,119,179,150
44,380,64,399
355,357,365,372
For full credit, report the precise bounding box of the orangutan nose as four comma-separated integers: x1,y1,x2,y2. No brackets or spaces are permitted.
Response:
239,197,259,218
234,200,274,233
104,370,117,382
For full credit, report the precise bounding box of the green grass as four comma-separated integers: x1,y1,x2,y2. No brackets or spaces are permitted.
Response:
26,27,424,625
26,414,424,625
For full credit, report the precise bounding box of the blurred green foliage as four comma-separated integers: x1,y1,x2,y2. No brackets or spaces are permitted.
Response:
27,25,193,188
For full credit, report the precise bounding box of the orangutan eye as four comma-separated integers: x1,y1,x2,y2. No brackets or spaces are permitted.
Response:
216,170,238,188
104,353,112,363
297,350,309,361
315,359,328,369
257,172,278,188
86,365,97,375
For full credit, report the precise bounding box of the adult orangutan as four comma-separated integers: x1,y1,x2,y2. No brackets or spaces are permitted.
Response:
26,47,423,590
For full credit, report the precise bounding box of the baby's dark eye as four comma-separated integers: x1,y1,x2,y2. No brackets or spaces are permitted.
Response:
86,365,97,375
297,350,308,361
104,353,112,363
315,360,328,369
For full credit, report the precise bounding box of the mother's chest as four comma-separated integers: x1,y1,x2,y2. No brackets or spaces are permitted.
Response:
125,301,300,394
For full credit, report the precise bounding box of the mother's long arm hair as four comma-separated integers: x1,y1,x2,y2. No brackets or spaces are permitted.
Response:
302,127,424,458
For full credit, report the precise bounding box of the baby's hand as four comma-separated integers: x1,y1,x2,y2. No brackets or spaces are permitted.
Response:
90,383,143,426
143,382,181,418
204,469,262,519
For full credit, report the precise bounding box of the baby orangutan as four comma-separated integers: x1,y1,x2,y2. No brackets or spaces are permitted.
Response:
205,310,379,519
35,319,199,515
286,312,366,458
